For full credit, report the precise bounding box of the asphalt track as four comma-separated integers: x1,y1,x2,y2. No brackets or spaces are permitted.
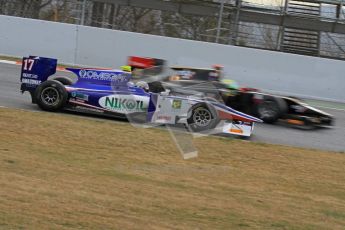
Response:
1,62,344,152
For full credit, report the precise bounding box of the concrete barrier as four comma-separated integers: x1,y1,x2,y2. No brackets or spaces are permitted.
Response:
0,15,344,101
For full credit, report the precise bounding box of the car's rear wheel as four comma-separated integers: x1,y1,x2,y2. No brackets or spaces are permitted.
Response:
35,80,68,112
187,104,219,132
51,76,73,85
256,97,287,123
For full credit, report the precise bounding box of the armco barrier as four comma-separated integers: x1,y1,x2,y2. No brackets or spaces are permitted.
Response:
0,15,344,101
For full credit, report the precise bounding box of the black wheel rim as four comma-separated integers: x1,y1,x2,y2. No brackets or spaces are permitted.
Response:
41,87,59,106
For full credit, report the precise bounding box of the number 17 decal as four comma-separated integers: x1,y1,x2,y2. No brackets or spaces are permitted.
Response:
23,59,35,71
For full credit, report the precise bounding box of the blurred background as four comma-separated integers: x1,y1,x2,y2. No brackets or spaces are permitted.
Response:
1,0,345,60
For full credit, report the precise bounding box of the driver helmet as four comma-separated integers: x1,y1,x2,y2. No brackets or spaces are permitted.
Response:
211,64,224,79
221,79,239,91
212,64,224,71
121,65,132,72
136,81,149,92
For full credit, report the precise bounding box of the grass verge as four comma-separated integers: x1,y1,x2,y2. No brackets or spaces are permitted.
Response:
0,108,344,229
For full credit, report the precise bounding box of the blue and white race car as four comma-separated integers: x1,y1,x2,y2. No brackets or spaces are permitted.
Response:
20,56,262,136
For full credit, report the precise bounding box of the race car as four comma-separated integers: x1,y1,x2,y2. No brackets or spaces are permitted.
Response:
128,56,334,128
20,56,262,137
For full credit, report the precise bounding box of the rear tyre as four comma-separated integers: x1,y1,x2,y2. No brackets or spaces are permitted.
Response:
51,76,73,85
35,80,68,112
256,97,287,123
187,104,219,132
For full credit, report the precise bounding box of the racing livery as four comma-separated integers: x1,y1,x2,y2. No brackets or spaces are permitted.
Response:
20,56,262,137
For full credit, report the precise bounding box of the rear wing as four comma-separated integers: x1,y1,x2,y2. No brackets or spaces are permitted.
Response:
127,56,167,80
20,56,57,92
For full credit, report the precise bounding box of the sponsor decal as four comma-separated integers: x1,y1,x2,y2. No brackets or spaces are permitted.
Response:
209,72,218,78
177,70,194,79
291,105,307,113
22,73,39,79
229,128,243,134
78,70,130,83
157,115,172,121
172,99,182,109
71,92,89,101
22,78,41,85
99,95,149,114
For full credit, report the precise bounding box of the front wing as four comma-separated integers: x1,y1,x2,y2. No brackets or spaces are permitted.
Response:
149,94,257,137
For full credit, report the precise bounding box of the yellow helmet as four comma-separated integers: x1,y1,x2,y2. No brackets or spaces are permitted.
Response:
121,65,132,72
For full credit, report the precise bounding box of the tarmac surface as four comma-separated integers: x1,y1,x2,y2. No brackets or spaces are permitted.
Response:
1,62,344,152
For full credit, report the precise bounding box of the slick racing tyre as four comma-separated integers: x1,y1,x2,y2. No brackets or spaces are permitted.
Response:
35,80,68,112
256,96,287,123
187,104,219,132
51,76,73,85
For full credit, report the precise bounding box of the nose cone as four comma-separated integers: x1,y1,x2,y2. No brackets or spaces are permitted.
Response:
252,116,263,123
217,107,263,123
243,113,263,123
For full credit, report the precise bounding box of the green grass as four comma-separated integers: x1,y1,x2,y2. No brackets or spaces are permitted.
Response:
0,107,345,229
322,210,345,219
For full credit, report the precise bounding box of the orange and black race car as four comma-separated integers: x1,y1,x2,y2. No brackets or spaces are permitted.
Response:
127,56,334,128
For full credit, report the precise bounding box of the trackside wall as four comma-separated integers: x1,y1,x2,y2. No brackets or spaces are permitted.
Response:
0,15,344,101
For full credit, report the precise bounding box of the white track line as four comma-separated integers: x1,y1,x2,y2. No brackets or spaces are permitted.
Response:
0,60,18,65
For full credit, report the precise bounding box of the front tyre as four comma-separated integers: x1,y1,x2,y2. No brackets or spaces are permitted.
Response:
187,104,219,132
35,80,68,112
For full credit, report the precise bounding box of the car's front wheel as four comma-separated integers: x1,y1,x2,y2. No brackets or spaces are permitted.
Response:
35,80,68,112
187,104,219,132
